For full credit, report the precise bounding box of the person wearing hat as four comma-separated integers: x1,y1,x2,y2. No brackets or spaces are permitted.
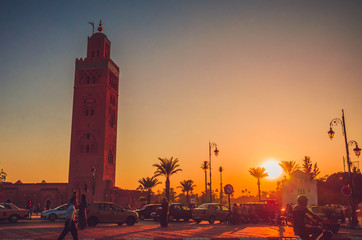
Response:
292,195,324,240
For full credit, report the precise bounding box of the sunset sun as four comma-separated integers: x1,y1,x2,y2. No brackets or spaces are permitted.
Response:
262,159,283,180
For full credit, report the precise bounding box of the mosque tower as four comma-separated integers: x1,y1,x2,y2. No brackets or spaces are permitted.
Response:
68,21,119,201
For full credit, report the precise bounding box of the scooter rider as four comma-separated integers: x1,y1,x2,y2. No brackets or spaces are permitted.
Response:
292,195,325,240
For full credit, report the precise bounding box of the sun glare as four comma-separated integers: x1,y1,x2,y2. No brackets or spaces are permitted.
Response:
262,159,283,180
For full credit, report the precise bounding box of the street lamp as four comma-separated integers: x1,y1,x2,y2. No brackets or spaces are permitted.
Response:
219,166,223,204
349,140,361,158
328,109,360,226
91,166,96,202
209,142,219,202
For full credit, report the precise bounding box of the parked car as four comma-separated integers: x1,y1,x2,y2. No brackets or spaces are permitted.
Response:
308,206,340,233
152,203,192,222
87,202,138,226
192,203,229,224
0,203,29,223
135,204,161,220
41,204,68,221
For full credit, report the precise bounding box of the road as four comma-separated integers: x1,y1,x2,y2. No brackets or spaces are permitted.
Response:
0,217,361,240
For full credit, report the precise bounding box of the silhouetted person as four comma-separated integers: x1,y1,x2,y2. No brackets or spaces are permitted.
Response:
78,194,87,230
292,195,324,240
160,197,169,227
57,197,78,240
45,200,51,210
231,203,240,224
274,203,281,225
27,200,32,219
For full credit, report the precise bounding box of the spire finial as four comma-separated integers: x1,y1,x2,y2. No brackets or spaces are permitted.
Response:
97,19,103,32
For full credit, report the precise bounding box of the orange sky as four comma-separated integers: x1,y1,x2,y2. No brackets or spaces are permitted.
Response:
0,1,361,197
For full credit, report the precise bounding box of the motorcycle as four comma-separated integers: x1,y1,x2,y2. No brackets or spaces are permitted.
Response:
318,222,333,240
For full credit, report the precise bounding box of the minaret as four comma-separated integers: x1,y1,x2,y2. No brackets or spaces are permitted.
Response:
68,21,119,201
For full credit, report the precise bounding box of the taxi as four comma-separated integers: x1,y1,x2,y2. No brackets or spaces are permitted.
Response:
0,203,29,222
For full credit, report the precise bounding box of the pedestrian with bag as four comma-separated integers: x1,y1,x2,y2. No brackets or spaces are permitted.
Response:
57,197,78,240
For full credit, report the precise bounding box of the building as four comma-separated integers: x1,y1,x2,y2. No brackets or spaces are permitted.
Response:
281,170,318,206
0,181,67,211
68,20,119,202
0,22,145,210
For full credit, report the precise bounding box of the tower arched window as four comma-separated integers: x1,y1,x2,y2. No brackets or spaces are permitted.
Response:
108,108,115,128
108,150,113,164
83,96,96,117
79,133,97,154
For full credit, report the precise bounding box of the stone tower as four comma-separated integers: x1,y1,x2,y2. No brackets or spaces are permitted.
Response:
68,21,119,202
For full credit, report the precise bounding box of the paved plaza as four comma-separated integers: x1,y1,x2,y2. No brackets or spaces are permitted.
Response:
1,217,361,240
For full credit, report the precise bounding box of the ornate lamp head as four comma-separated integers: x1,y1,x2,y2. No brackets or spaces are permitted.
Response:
214,148,219,156
353,144,361,157
328,128,335,140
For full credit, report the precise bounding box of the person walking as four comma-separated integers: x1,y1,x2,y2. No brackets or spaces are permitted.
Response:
27,200,32,219
274,203,281,225
159,197,169,227
231,203,240,224
57,197,78,240
78,194,87,230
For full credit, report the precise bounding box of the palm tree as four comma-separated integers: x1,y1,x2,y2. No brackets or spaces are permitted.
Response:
201,161,208,195
279,160,300,178
0,169,7,190
178,180,196,205
138,176,161,204
153,157,182,201
248,167,269,201
0,169,7,183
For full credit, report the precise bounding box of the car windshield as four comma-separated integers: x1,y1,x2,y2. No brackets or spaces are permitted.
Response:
110,204,123,212
197,204,209,209
221,205,229,211
140,205,150,210
182,206,190,211
311,207,319,213
57,204,68,211
3,204,13,209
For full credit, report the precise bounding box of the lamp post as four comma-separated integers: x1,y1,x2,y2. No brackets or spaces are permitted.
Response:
209,142,219,202
219,166,223,204
91,166,96,202
328,109,361,226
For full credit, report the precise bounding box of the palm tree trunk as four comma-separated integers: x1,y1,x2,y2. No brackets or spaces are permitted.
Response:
204,170,207,195
186,192,189,206
147,189,151,204
166,177,170,201
257,178,261,201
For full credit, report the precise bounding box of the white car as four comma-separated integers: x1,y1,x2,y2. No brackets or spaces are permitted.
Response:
41,204,68,221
